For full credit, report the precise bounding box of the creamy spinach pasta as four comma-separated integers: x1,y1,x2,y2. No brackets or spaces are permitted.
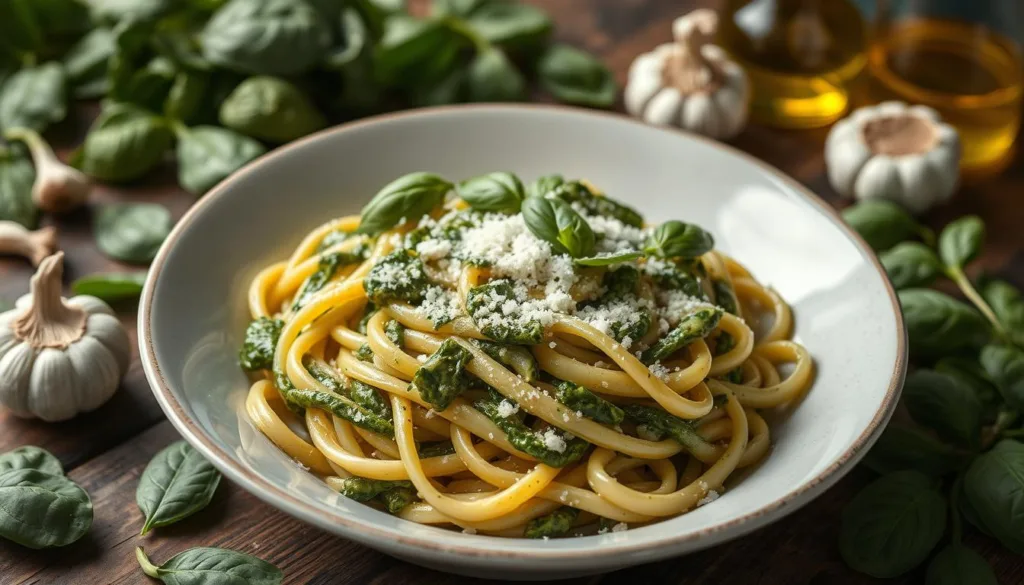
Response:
240,172,813,538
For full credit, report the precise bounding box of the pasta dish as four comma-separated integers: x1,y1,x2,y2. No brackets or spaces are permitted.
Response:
240,171,813,538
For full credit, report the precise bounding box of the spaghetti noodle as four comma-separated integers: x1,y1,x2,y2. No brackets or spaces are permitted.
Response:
240,172,813,538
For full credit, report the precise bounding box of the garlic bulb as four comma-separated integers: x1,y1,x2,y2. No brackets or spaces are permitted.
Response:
625,9,749,139
825,101,961,214
4,127,92,214
0,252,129,421
0,220,58,266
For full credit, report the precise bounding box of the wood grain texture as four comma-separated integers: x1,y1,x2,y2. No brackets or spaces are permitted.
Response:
1,1,1023,583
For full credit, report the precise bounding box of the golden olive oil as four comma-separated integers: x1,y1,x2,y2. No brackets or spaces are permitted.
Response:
718,0,867,128
865,18,1023,175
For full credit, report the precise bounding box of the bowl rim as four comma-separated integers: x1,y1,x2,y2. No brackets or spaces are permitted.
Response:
138,103,907,562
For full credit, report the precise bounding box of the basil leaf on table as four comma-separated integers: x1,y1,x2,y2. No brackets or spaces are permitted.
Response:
137,440,222,535
839,470,947,578
644,220,714,259
938,215,984,269
219,76,326,143
525,173,565,199
72,272,148,302
575,251,644,267
860,425,963,477
71,104,174,182
106,18,154,102
62,28,115,100
0,150,38,228
374,15,463,87
176,125,267,195
536,44,616,108
136,546,282,585
0,446,63,476
842,199,928,252
902,370,983,447
979,344,1024,411
935,356,1002,418
980,278,1024,348
521,195,595,258
465,1,551,48
119,57,179,113
0,469,92,549
963,439,1024,554
164,70,210,126
898,288,991,358
356,172,453,235
95,203,173,265
0,62,68,132
925,545,998,585
202,0,333,76
456,171,525,212
880,241,942,290
466,47,527,102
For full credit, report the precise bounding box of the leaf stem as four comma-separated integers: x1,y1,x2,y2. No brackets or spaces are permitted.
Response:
136,547,162,578
950,476,964,545
946,265,1007,340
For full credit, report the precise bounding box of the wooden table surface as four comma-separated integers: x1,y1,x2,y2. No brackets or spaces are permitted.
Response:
2,1,1023,583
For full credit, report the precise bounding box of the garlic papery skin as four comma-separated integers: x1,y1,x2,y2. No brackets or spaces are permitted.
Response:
624,9,749,140
0,252,129,421
0,220,58,266
4,127,92,214
825,101,961,214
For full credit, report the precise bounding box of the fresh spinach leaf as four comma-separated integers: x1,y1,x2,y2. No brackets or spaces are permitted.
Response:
0,446,63,476
524,506,578,539
0,149,37,228
374,15,463,87
239,317,284,371
963,439,1024,554
545,180,644,228
465,2,551,48
363,249,429,303
0,0,43,55
536,44,616,108
980,278,1024,348
176,125,267,195
642,307,722,364
475,392,590,467
555,380,624,425
324,7,369,69
201,0,332,76
286,384,394,436
521,195,595,258
0,469,92,549
938,215,984,269
87,0,175,25
456,171,525,213
902,370,983,447
62,28,115,99
71,272,148,302
935,356,1001,418
898,289,991,358
119,56,178,113
137,440,222,535
979,344,1024,411
860,425,963,477
465,47,526,102
219,76,325,143
0,62,67,132
136,546,282,585
71,103,174,182
575,251,644,266
622,404,709,453
644,220,715,259
839,470,946,578
471,339,538,382
412,338,474,411
357,172,452,235
842,199,928,252
925,545,998,585
164,70,210,125
95,203,173,264
431,0,484,17
880,241,942,289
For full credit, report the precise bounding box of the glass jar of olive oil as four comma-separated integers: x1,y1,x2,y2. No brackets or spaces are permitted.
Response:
717,0,867,128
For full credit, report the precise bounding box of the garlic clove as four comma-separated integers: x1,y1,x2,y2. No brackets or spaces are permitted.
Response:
0,221,59,266
0,343,36,417
711,80,748,138
908,105,941,122
4,127,92,214
924,146,961,202
28,348,81,422
66,336,120,412
853,155,902,203
825,123,872,197
895,155,944,214
644,87,685,126
68,295,117,318
625,57,666,117
681,92,722,137
86,312,131,375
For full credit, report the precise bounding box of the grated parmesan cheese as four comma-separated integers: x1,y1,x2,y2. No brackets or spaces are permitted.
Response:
540,428,567,453
496,400,519,418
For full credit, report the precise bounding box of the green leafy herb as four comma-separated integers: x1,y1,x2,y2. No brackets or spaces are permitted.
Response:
644,220,714,259
465,47,526,102
355,342,374,362
0,62,67,132
136,546,282,585
979,344,1024,412
963,439,1024,554
536,43,616,108
839,470,947,578
412,338,474,411
374,15,462,87
62,28,115,99
137,440,222,535
164,70,210,125
219,76,326,143
642,307,722,364
201,0,332,76
71,272,148,302
72,104,174,183
363,249,429,303
980,278,1024,347
384,319,405,346
472,339,538,382
935,356,1001,418
239,317,284,371
899,289,991,358
525,174,564,198
0,148,37,228
475,393,590,467
465,1,551,48
175,125,267,195
418,441,455,458
622,403,709,453
286,384,394,437
525,506,578,539
303,356,345,393
546,180,644,228
881,241,943,289
466,279,544,344
292,251,363,310
902,370,983,447
925,544,999,585
938,215,984,269
94,203,173,265
842,199,929,252
348,379,391,418
334,476,412,502
555,380,624,425
379,485,415,514
521,195,595,258
0,469,92,549
575,251,644,267
0,446,63,476
456,171,525,213
860,425,963,477
357,172,452,235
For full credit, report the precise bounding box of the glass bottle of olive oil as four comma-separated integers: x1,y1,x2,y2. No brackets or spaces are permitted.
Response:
717,0,867,128
865,13,1023,175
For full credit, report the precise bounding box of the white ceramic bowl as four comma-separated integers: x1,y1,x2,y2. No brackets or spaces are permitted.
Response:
139,105,906,580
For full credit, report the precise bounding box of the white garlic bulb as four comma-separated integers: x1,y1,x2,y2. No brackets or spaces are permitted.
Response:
625,9,750,140
825,101,961,214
